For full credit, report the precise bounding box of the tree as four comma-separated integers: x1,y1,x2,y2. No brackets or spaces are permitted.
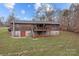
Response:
6,10,15,27
69,3,79,32
34,3,54,22
0,17,4,27
60,9,70,31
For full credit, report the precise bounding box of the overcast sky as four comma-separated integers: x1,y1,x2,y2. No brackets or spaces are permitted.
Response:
0,3,71,21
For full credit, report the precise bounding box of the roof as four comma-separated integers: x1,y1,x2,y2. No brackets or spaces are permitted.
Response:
11,20,60,24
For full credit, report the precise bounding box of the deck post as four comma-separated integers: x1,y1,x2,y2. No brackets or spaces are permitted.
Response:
31,24,34,37
13,19,15,37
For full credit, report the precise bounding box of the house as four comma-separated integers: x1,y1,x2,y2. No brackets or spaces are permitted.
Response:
9,20,60,38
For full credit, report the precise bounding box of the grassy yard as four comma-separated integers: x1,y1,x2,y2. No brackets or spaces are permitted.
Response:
0,27,79,56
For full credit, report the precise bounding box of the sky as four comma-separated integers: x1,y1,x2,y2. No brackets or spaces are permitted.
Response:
0,3,71,22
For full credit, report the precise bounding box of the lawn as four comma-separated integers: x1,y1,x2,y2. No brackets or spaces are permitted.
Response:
0,27,79,56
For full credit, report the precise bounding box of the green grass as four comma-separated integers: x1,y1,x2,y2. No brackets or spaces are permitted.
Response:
0,27,79,56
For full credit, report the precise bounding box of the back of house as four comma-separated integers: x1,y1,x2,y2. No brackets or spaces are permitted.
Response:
9,20,60,38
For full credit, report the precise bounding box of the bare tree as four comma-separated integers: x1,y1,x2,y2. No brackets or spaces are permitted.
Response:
34,3,54,22
69,3,79,32
60,9,70,31
7,10,15,27
0,17,4,27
